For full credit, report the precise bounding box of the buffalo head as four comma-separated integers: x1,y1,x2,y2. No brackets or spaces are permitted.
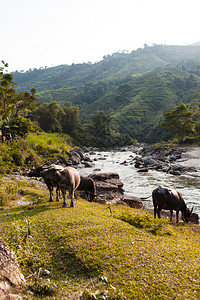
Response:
182,206,194,223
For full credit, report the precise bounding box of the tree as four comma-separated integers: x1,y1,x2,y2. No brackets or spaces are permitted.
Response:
0,61,37,142
91,110,112,140
61,102,80,136
161,103,195,142
0,61,37,119
1,116,33,142
34,102,65,132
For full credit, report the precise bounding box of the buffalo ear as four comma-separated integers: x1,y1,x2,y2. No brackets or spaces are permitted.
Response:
190,206,194,215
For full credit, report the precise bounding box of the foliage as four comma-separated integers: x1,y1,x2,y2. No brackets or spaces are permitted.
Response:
32,101,134,148
75,110,135,148
116,211,172,235
79,68,200,142
0,61,37,142
161,103,195,142
0,132,74,174
1,116,34,142
61,102,80,136
0,199,199,299
0,61,37,118
0,175,47,207
33,101,65,133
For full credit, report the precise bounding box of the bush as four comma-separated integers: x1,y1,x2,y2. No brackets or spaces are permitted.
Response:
0,132,74,173
0,189,9,206
24,151,42,167
116,212,172,235
12,149,24,166
182,135,200,144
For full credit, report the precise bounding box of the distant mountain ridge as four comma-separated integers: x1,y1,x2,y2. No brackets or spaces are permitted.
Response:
12,44,200,142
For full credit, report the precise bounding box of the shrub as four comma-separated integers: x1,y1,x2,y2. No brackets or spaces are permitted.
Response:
116,212,171,235
0,189,9,206
24,151,42,167
12,149,24,166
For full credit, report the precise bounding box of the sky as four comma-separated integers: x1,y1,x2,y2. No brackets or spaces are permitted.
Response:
1,0,200,72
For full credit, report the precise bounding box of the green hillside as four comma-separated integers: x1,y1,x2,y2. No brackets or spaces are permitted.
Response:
81,68,200,141
13,44,200,96
12,44,200,142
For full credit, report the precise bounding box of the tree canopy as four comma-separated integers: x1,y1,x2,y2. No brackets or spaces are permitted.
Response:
161,103,195,142
0,61,37,142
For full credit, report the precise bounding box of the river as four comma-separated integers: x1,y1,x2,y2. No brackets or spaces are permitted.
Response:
79,148,200,215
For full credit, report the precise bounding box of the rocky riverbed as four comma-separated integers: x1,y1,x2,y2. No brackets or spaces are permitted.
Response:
8,145,200,215
79,145,200,215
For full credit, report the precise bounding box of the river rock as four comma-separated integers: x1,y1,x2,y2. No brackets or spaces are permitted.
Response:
89,173,124,204
133,145,198,176
0,238,25,299
121,195,144,209
82,161,95,168
89,172,143,208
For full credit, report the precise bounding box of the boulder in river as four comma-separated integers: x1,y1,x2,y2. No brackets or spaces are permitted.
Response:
89,173,124,204
89,172,144,208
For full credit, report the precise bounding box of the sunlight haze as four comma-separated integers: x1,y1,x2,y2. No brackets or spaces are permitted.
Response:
1,0,200,71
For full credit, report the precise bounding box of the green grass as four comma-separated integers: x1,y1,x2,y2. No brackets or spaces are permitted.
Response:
0,132,75,174
0,188,199,299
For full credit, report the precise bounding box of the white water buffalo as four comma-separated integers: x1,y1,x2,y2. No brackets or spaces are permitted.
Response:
152,186,193,223
28,164,64,202
77,175,96,202
41,166,80,207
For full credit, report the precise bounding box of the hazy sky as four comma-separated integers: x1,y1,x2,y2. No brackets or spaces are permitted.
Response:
1,0,200,71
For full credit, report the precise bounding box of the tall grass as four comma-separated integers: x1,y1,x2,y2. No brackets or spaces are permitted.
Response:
0,132,74,174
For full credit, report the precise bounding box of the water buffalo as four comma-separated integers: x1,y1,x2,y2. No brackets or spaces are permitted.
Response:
77,175,96,202
189,212,199,224
152,186,193,223
41,166,80,207
28,164,64,202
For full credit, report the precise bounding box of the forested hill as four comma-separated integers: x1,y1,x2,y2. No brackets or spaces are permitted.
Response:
85,67,200,142
12,44,200,142
13,44,200,94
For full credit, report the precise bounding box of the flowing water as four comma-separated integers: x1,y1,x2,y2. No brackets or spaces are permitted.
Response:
79,149,200,215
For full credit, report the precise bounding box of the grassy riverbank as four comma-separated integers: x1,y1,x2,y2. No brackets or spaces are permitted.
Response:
0,183,199,299
0,132,74,175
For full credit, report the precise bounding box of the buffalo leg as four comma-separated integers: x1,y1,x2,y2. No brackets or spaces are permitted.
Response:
62,189,67,207
56,185,60,202
176,210,179,223
157,208,161,218
48,185,54,202
170,210,173,221
69,189,75,207
154,206,157,218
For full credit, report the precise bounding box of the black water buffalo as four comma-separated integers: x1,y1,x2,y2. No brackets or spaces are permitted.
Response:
152,186,193,223
189,212,199,224
41,166,80,207
77,175,96,202
28,164,64,202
